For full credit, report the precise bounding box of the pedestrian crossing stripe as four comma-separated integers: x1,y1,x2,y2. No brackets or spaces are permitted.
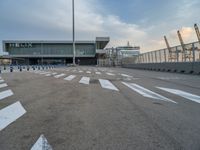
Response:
99,79,119,91
0,101,26,131
0,90,14,101
64,75,76,81
79,77,90,85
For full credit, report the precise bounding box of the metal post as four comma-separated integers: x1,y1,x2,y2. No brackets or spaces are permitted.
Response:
164,49,167,62
192,43,195,62
72,0,76,65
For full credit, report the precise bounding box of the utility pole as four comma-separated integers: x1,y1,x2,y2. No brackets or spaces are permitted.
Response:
72,0,76,65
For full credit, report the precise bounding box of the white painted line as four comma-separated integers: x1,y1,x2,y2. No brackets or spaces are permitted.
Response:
0,101,26,131
54,73,66,78
31,134,53,150
86,71,91,74
122,82,177,104
72,70,77,72
99,79,119,91
0,83,8,89
79,77,90,85
121,74,132,78
157,87,200,104
79,70,83,73
106,73,115,76
52,73,57,75
0,90,14,100
39,72,49,75
64,75,76,81
0,80,5,83
45,74,51,77
95,72,101,75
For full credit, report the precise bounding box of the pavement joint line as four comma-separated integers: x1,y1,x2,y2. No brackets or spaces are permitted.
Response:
0,101,26,131
157,87,200,104
122,82,177,104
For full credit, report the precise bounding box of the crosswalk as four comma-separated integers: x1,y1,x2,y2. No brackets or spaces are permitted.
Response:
0,76,26,131
32,70,200,105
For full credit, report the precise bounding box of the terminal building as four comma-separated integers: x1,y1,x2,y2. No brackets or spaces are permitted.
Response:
2,37,109,65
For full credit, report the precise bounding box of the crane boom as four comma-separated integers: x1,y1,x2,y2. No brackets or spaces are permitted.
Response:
164,36,171,52
177,30,185,52
194,24,200,43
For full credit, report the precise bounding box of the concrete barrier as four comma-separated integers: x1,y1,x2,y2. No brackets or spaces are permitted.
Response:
122,62,200,74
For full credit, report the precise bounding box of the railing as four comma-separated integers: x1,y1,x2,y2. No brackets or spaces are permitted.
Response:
126,41,200,64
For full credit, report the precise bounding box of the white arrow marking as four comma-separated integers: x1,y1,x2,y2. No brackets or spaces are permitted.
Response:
157,87,200,104
99,79,119,91
31,134,53,150
122,82,177,104
0,83,8,89
0,90,13,101
64,75,76,81
0,101,26,131
79,77,90,85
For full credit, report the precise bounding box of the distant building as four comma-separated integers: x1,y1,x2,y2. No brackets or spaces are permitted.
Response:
2,37,109,65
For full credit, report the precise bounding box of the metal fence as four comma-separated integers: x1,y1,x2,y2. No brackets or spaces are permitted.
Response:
132,41,200,64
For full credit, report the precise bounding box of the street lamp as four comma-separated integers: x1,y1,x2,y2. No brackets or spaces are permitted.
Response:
72,0,76,65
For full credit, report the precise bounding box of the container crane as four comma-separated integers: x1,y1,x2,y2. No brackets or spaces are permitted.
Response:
194,24,200,43
177,30,193,61
164,36,177,61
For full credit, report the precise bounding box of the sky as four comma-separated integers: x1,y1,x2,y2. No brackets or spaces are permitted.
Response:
0,0,199,53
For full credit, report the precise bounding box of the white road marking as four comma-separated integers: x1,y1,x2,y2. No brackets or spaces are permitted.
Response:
0,90,14,100
121,74,133,78
0,83,8,89
95,72,101,75
157,87,200,104
99,79,119,91
52,73,57,75
79,70,83,73
39,72,50,75
64,75,76,81
106,73,115,76
0,80,5,83
0,101,26,131
31,134,53,150
86,71,91,74
122,82,177,104
45,74,51,77
72,70,77,72
54,73,66,78
79,77,90,85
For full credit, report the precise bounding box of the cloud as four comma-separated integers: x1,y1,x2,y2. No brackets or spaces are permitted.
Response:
0,0,200,54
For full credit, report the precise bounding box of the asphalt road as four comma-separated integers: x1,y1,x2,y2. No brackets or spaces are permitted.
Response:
0,67,200,150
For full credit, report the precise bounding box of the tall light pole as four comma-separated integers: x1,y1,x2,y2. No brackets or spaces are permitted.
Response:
72,0,76,65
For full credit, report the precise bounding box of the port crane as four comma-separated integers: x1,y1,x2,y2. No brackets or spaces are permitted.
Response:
194,24,200,43
164,36,178,61
177,30,193,61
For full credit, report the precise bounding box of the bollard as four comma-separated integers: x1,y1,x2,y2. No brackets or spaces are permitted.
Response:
27,67,29,71
20,67,22,72
4,66,6,70
10,67,13,72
